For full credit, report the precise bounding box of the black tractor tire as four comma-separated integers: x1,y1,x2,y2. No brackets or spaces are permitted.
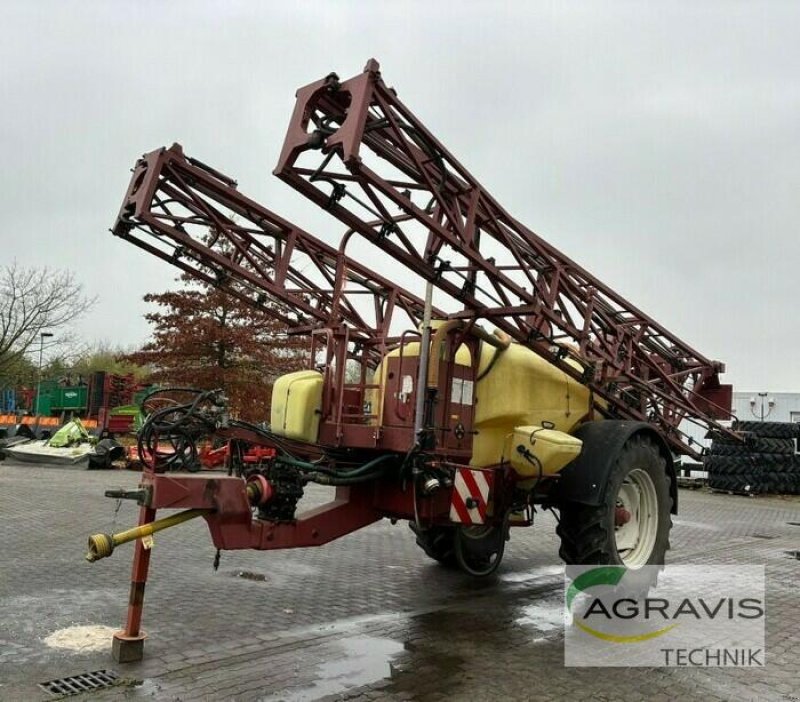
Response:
705,453,800,476
709,472,758,493
789,474,800,494
557,434,672,567
707,443,748,458
732,421,800,439
710,469,800,494
707,473,728,490
454,523,508,577
705,455,755,476
409,522,457,567
709,437,795,456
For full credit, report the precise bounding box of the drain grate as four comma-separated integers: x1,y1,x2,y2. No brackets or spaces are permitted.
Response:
39,670,118,697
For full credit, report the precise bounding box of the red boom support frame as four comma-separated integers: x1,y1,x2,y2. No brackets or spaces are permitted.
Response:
113,143,445,366
275,59,732,459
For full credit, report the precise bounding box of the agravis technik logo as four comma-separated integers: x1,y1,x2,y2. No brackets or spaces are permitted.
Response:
564,565,766,667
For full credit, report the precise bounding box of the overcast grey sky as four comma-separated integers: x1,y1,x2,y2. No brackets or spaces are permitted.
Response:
1,1,798,391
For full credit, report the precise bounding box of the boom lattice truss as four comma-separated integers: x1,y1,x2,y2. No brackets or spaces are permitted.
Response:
113,144,444,367
274,60,731,458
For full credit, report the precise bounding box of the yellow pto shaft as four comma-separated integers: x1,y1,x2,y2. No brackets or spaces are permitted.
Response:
86,508,212,562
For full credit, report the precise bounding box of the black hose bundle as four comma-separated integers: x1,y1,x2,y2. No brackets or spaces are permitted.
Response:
138,387,398,482
137,388,225,472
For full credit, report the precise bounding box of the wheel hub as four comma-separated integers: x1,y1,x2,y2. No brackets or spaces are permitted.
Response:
614,468,659,568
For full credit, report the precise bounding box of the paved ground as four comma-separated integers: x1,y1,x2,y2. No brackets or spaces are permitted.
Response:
1,462,799,701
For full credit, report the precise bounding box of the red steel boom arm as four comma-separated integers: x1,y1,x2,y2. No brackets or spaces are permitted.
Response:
275,59,731,458
112,143,444,365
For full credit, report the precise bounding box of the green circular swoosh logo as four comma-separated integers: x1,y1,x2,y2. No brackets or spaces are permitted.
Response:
567,566,677,644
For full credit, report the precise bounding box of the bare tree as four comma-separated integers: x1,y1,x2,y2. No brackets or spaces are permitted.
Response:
0,263,95,378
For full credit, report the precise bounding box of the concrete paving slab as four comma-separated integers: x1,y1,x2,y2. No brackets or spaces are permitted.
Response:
1,464,798,701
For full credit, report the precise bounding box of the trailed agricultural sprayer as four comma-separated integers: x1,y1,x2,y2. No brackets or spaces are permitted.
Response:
88,60,734,662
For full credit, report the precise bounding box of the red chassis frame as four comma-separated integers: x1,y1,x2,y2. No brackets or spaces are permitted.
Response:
141,465,455,551
112,447,507,662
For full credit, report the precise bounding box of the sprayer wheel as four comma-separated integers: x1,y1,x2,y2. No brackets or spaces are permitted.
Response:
409,522,457,567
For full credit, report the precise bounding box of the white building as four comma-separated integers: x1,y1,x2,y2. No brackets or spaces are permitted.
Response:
731,392,800,425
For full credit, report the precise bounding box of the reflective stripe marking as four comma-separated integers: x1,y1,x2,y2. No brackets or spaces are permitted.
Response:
450,469,491,525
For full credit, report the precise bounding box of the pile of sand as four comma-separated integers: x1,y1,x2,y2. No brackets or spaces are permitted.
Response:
43,625,118,653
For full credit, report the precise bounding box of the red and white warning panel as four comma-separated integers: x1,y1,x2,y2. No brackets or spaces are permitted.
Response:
450,468,492,525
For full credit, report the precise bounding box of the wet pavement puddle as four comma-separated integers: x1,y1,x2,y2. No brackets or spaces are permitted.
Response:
499,564,563,584
513,596,569,643
262,636,404,701
123,679,163,698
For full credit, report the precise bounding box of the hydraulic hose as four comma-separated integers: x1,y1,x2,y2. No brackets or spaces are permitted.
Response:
302,455,396,485
304,469,386,485
279,453,395,478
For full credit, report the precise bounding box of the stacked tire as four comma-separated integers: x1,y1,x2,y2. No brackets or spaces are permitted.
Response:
705,421,800,495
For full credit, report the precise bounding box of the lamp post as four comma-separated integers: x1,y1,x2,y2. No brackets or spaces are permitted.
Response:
749,391,775,422
35,332,54,416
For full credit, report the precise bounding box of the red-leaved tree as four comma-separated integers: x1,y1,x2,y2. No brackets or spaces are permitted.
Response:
125,276,307,422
